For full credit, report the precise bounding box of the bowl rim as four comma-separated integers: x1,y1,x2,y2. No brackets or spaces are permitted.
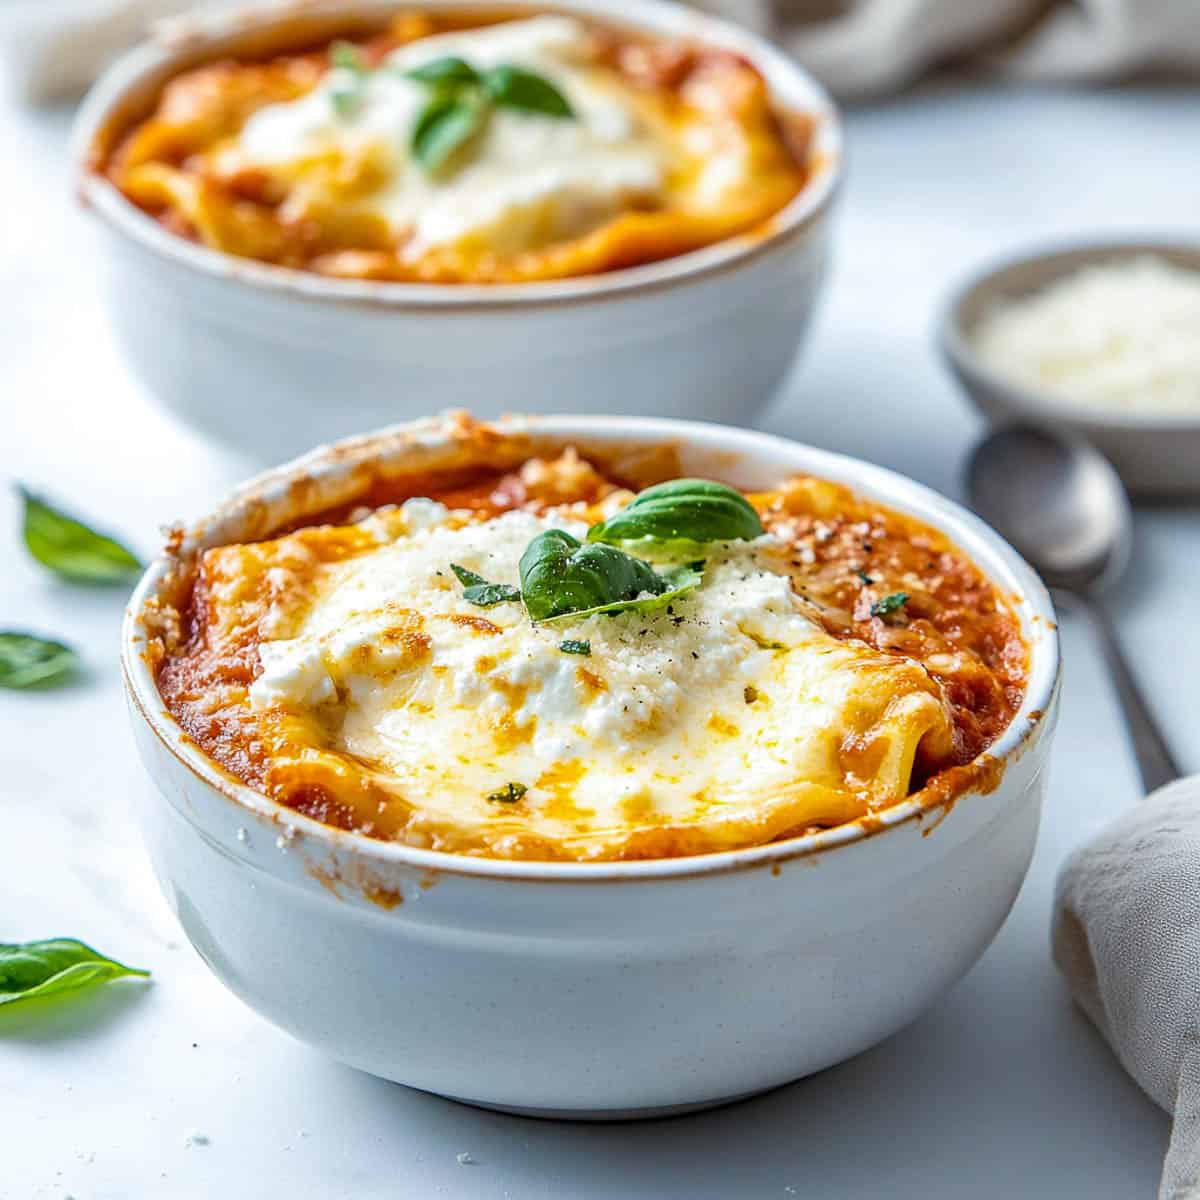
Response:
72,0,842,312
121,413,1061,882
939,235,1200,433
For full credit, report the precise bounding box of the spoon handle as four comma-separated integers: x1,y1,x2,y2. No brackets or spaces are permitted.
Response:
1069,591,1181,794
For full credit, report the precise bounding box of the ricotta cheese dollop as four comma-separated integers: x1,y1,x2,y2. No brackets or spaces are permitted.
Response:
237,16,666,256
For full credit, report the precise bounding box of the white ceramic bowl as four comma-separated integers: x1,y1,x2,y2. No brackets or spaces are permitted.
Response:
73,0,841,461
122,413,1060,1119
940,239,1200,497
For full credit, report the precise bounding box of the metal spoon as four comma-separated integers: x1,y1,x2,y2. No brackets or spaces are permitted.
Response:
967,424,1180,793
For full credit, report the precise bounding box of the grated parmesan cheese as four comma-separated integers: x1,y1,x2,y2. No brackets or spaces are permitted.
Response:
971,255,1200,414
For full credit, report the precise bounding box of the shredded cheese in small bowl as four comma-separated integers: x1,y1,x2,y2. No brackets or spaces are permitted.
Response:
941,242,1200,495
970,255,1200,415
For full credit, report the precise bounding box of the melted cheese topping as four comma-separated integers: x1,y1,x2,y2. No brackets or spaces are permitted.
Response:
202,498,956,859
238,17,664,256
105,13,812,282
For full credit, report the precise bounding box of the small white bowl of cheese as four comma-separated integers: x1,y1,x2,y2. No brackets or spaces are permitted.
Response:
940,240,1200,496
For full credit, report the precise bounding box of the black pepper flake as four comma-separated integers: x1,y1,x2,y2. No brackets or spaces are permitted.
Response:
743,685,759,704
691,651,700,660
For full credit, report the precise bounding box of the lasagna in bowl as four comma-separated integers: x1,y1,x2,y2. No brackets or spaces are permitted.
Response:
151,428,1027,862
101,9,814,283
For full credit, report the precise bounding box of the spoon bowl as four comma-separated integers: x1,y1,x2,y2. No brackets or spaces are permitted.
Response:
967,425,1132,595
967,422,1177,793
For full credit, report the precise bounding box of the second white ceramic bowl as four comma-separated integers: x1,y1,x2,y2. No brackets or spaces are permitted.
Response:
73,0,841,459
122,414,1059,1119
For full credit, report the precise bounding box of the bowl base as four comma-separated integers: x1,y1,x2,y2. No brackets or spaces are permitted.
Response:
431,1084,781,1122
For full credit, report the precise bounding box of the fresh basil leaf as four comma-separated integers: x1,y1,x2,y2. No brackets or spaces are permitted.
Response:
486,782,527,804
577,562,701,622
19,487,142,584
519,530,702,623
871,591,909,618
586,480,763,550
0,632,78,689
519,530,664,622
450,563,520,607
406,55,481,86
559,639,591,656
543,563,702,624
411,93,488,173
0,938,149,1009
483,64,573,118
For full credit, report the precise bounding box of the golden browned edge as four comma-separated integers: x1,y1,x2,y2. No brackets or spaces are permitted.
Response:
129,413,1053,892
80,3,839,311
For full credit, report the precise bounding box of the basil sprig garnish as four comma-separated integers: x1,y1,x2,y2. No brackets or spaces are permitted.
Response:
411,91,491,175
19,487,142,584
450,563,520,607
0,632,78,689
405,55,573,174
0,938,149,1009
519,530,701,624
586,480,764,551
405,55,483,87
480,64,574,117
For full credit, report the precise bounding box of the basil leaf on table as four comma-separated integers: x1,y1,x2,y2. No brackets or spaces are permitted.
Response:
0,632,78,689
19,487,142,584
586,480,764,550
0,938,149,1009
519,529,702,623
411,92,489,173
450,563,521,607
482,65,573,118
405,56,482,86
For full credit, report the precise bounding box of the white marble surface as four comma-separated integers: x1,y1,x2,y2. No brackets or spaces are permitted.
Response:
2,77,1198,1199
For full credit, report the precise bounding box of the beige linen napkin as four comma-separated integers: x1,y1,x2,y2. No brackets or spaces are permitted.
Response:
702,0,1200,96
1053,775,1200,1200
0,0,197,100
5,0,1200,101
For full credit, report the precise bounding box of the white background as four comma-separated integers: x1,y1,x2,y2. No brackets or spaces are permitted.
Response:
2,77,1197,1198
